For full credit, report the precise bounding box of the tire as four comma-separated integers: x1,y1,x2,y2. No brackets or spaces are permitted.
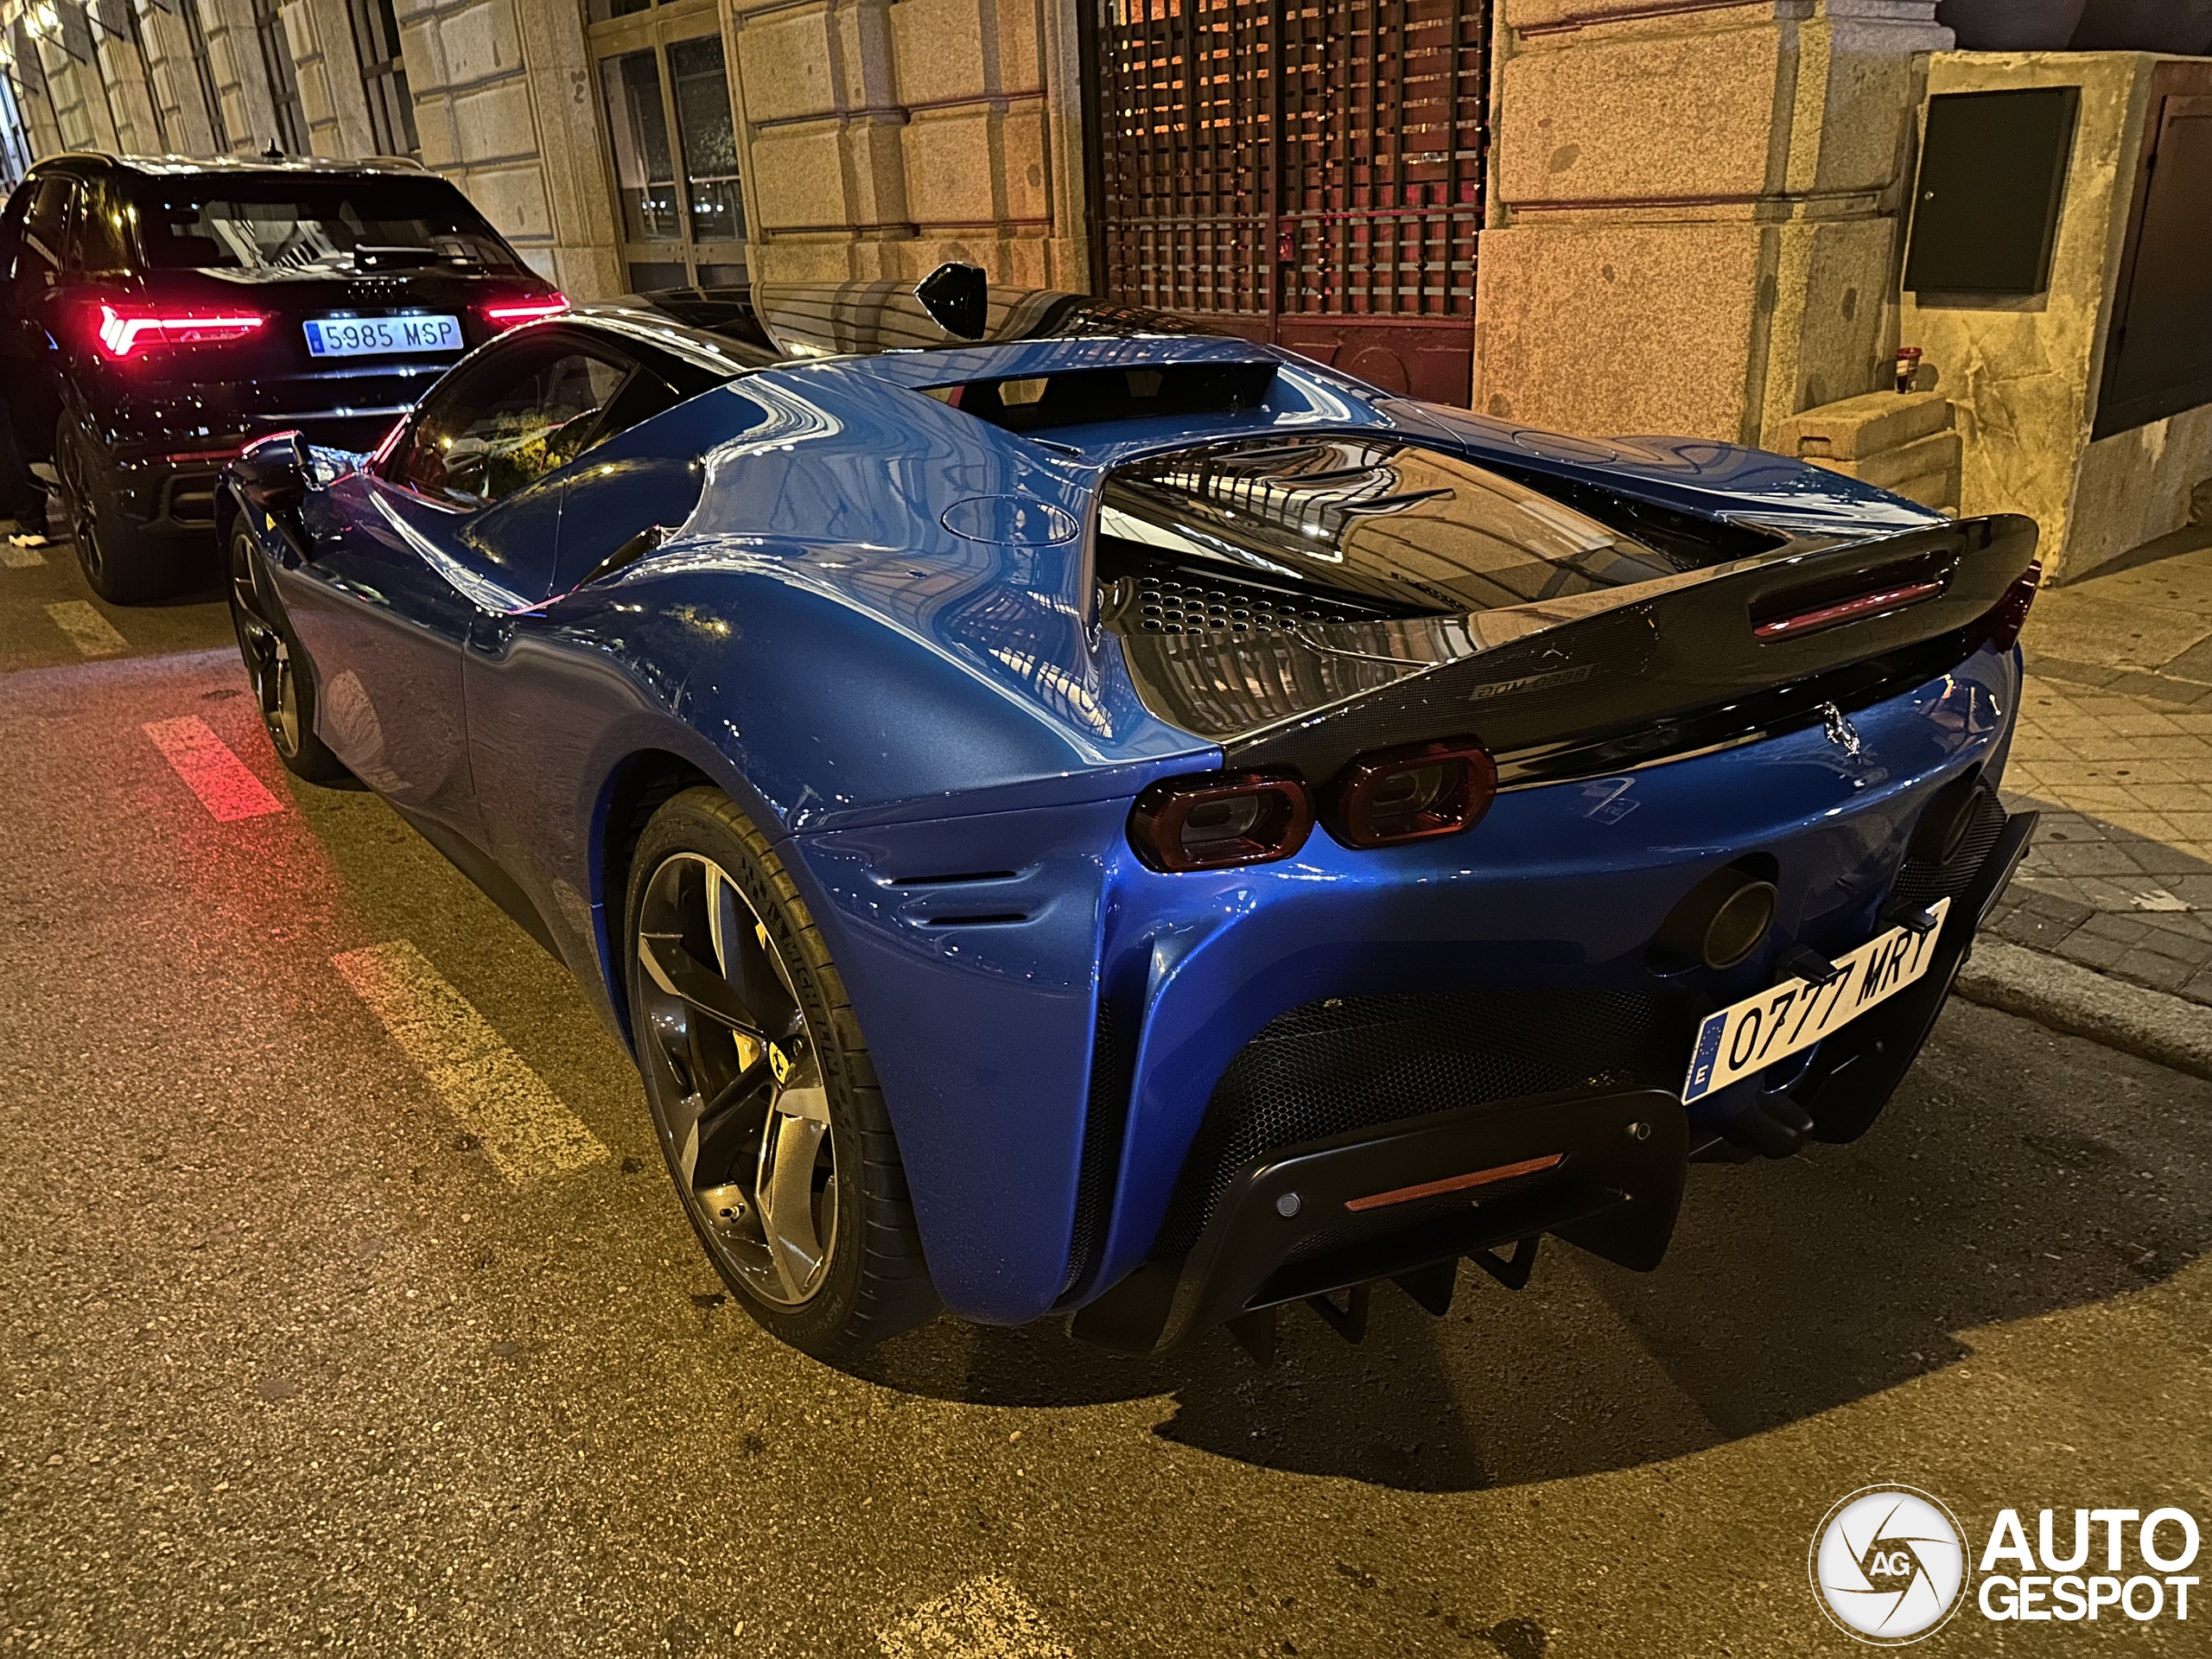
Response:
625,788,938,1358
56,412,188,604
225,524,348,782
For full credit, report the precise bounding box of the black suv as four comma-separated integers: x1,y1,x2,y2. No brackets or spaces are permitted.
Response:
0,153,563,601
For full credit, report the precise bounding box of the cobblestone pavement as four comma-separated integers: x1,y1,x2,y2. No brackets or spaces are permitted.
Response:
1988,525,2212,1007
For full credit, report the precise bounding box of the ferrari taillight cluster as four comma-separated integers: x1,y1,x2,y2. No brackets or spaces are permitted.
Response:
1127,738,1498,872
1984,560,2043,652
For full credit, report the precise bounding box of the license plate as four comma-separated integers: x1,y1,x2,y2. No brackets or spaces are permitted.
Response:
1681,897,1952,1102
303,314,462,359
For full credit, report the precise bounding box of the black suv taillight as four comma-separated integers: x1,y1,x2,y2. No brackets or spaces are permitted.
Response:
1325,737,1497,849
1128,772,1314,872
1984,560,2042,652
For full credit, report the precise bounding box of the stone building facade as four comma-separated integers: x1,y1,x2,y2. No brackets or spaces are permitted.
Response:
3,0,1089,296
1,0,1955,440
1,1,2205,575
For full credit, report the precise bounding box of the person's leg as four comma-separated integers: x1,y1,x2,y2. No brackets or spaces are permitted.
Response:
0,399,46,531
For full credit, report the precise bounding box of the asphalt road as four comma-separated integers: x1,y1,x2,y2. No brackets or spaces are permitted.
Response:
4,531,2209,1657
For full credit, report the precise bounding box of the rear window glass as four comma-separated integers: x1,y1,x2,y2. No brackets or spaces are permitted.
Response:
130,175,524,276
1102,436,1688,615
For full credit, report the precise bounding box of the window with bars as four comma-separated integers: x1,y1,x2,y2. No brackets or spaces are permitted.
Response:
180,0,231,153
253,0,308,155
1085,0,1490,404
588,0,747,292
348,0,418,159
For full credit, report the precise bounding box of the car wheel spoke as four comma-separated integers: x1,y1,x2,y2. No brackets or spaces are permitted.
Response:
634,848,839,1308
757,1107,830,1303
636,931,767,1039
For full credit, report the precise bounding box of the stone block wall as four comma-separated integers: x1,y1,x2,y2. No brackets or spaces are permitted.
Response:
392,0,621,297
283,0,382,160
731,0,1082,289
1772,386,1961,508
1477,1,1951,447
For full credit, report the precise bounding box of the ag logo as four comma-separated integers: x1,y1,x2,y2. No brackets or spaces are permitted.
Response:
1811,1486,1970,1644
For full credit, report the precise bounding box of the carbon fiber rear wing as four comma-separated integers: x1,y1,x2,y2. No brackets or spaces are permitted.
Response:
1115,512,2039,788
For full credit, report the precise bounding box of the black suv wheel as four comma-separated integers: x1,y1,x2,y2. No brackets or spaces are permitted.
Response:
57,414,188,604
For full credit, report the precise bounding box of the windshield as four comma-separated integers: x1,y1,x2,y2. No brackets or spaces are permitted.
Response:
1100,436,1689,615
130,175,525,276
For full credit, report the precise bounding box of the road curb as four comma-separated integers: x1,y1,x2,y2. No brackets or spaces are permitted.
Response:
1955,939,2212,1084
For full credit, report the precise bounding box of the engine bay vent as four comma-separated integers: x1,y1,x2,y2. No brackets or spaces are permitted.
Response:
1096,543,1432,637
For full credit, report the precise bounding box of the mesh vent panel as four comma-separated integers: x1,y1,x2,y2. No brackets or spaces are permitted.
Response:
1061,1001,1124,1298
1891,784,2007,911
1119,569,1380,634
1151,990,1683,1260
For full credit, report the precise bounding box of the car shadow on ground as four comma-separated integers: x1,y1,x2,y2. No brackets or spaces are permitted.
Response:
851,999,2212,1491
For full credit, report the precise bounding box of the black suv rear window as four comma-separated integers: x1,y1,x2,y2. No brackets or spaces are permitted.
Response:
129,175,524,277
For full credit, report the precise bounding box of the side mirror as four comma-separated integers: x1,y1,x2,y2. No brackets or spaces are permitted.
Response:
229,429,310,513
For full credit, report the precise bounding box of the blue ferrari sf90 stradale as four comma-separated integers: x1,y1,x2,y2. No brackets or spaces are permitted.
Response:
221,267,2039,1363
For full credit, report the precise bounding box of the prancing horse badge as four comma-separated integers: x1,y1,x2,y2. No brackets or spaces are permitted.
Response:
1821,701,1864,758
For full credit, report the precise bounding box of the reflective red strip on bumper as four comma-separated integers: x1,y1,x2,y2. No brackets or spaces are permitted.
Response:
1343,1152,1564,1212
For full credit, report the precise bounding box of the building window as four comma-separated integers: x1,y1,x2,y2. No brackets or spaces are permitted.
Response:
347,0,416,158
588,1,747,292
0,76,32,189
181,0,231,153
253,0,308,155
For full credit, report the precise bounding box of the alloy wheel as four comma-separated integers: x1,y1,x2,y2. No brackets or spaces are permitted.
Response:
59,425,103,587
634,851,838,1306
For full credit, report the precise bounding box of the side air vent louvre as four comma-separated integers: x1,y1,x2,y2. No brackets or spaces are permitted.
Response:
887,870,1020,887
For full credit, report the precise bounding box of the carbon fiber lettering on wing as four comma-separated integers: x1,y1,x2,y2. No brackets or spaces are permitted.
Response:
1466,663,1597,702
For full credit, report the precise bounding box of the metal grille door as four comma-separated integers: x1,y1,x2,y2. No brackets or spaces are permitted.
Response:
1090,0,1488,404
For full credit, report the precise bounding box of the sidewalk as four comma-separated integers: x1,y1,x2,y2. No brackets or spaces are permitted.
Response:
1982,523,2212,1011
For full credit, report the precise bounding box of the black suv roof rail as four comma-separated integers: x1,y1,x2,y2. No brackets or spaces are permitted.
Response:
34,150,433,178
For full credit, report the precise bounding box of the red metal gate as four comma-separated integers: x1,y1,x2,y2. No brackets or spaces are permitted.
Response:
1087,0,1489,405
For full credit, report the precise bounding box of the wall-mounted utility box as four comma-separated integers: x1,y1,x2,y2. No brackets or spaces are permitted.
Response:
1904,86,2080,297
1904,53,2212,582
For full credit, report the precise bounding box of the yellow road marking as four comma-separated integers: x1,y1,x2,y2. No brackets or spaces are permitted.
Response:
332,941,610,1185
46,600,126,656
878,1576,1076,1659
143,716,284,821
1,541,45,568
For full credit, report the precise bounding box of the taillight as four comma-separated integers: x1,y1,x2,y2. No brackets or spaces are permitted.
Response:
1984,560,2042,651
480,293,569,330
1128,772,1314,872
1325,737,1497,849
93,302,267,359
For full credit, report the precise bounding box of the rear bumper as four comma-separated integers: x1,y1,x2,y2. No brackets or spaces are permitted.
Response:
1072,1086,1689,1352
1072,804,2034,1353
91,410,402,537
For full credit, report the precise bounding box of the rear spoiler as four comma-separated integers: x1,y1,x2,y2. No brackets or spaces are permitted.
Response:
1116,513,2039,788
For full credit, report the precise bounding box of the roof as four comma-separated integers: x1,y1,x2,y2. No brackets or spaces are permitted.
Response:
34,151,431,179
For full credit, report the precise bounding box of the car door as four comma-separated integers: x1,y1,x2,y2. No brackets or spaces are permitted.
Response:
274,329,637,839
459,351,709,965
